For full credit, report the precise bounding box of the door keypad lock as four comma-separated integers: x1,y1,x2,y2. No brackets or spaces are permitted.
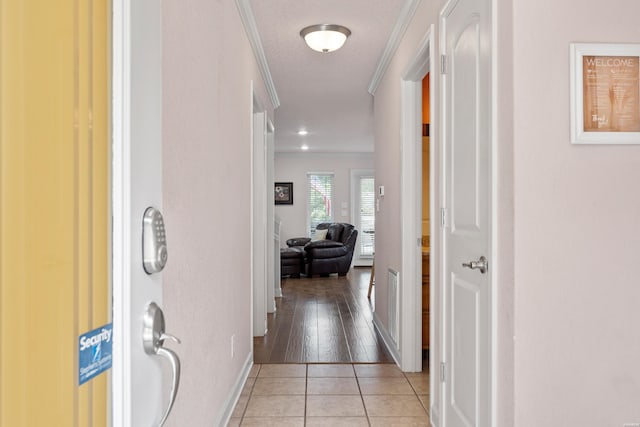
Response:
143,207,168,274
143,302,181,427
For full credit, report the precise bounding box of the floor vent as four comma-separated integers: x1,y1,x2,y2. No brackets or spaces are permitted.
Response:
388,268,400,349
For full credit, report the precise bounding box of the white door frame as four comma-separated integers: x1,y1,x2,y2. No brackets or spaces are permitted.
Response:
252,85,269,337
399,24,441,425
350,169,375,267
111,1,127,419
111,0,130,414
265,119,277,313
399,25,435,372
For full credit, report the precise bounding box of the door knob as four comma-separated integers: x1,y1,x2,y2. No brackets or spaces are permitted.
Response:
462,256,488,274
143,302,181,427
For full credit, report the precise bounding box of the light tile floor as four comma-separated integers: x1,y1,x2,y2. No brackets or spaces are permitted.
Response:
228,363,430,427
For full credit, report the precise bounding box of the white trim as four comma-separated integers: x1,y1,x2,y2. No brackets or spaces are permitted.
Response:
252,109,268,337
372,313,401,366
252,85,269,337
399,26,434,374
402,28,434,80
399,78,422,373
216,353,254,427
111,0,131,423
249,82,255,340
491,0,509,423
368,0,423,95
438,12,449,427
235,0,280,109
266,119,277,313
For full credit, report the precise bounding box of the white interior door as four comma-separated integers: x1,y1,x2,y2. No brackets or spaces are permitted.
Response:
441,0,491,425
113,0,178,425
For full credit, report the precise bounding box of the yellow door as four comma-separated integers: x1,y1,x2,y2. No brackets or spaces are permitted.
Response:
0,0,111,425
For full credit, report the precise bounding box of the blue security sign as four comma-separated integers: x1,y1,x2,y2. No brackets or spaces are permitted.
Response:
78,323,113,385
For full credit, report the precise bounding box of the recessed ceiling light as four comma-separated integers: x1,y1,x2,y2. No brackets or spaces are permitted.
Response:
297,130,308,136
301,145,309,151
300,24,351,53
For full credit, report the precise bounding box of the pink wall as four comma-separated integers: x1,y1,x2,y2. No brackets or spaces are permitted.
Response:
161,1,273,424
512,0,640,424
274,153,374,245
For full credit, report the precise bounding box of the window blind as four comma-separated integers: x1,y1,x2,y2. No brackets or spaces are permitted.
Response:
307,173,334,236
359,177,375,256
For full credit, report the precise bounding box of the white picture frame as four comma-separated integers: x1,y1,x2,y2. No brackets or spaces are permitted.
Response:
570,43,640,144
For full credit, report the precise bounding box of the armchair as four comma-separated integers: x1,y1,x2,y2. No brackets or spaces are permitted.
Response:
287,223,358,277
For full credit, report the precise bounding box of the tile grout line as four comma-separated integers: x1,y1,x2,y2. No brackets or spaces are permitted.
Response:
335,298,354,362
304,364,308,426
352,363,373,427
404,370,431,414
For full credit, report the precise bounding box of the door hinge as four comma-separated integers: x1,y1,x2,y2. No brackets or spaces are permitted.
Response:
440,207,448,228
440,54,447,74
417,237,422,247
440,362,446,382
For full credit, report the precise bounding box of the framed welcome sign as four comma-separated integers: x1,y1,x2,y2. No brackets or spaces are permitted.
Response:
570,43,640,144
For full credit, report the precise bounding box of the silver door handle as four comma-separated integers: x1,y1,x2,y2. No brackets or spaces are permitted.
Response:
143,302,181,427
462,256,488,274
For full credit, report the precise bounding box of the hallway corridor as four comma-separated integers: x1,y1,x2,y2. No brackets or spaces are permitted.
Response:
254,269,394,363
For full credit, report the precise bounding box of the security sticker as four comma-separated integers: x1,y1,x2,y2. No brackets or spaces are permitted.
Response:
79,323,113,385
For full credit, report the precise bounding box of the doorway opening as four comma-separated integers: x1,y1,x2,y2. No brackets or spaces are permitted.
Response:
399,23,438,420
420,73,431,366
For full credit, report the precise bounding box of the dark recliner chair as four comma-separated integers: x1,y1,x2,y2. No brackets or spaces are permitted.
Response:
287,223,358,277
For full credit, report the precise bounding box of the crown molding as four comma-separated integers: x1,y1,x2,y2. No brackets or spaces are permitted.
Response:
367,0,422,95
235,0,280,109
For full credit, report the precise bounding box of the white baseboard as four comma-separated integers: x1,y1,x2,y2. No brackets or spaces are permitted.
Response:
372,312,401,367
216,352,253,427
430,404,440,427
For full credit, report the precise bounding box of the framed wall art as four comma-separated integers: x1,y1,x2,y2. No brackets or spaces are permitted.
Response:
274,182,293,205
570,43,640,144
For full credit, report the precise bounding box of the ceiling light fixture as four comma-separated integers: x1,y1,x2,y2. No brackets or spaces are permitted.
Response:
300,24,351,53
301,144,309,151
297,130,308,136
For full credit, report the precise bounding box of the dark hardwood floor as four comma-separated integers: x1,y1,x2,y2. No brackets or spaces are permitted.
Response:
253,267,394,364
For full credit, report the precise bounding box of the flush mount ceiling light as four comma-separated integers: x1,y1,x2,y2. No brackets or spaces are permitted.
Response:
297,130,308,136
300,24,351,53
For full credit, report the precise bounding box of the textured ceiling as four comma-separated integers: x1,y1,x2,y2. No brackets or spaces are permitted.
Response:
250,0,405,153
